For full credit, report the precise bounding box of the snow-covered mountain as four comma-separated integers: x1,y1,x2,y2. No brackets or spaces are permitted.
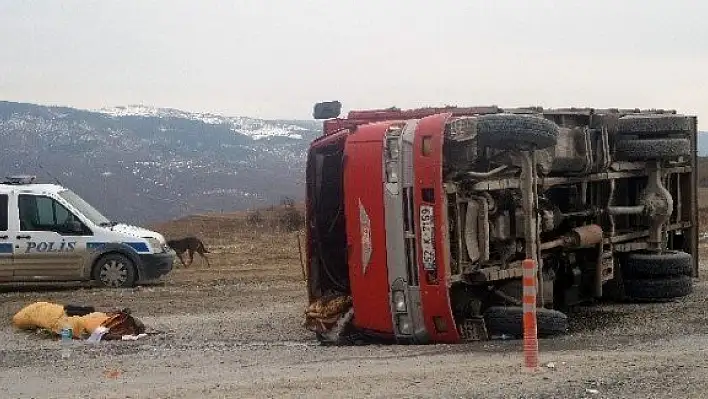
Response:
0,101,322,224
94,105,318,140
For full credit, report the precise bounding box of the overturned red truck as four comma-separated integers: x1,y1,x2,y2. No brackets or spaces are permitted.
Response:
303,102,698,344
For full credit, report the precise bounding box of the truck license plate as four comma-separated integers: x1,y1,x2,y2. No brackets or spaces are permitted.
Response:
420,205,436,270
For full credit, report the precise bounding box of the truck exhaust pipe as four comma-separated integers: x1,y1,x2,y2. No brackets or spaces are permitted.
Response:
540,224,604,250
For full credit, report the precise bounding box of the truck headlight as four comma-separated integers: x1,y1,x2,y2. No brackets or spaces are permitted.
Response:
386,137,400,160
385,161,399,183
396,314,413,335
392,290,406,312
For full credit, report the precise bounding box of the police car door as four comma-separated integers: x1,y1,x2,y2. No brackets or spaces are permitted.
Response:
12,193,89,280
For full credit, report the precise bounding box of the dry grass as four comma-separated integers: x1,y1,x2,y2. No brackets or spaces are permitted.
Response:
147,206,306,283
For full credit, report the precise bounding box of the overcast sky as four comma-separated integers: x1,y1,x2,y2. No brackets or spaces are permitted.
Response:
1,0,706,126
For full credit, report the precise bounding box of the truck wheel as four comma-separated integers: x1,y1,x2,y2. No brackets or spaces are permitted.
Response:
614,138,690,161
623,275,693,301
601,275,626,302
623,250,693,279
93,253,137,288
476,114,560,151
483,306,568,338
617,114,692,135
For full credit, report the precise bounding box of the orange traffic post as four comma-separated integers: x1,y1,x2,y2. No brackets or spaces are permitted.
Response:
522,258,539,371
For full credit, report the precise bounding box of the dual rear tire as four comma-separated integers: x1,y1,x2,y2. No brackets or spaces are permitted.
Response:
619,250,694,301
614,114,693,161
473,112,693,162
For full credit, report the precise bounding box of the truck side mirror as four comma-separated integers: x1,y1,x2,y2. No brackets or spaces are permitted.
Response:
313,101,342,120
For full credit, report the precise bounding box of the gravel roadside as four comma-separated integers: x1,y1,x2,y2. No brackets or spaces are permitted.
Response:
1,263,708,398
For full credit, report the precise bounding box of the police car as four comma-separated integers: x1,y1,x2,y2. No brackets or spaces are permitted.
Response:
0,175,175,288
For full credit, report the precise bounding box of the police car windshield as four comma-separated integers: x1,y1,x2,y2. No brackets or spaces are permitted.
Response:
57,189,112,226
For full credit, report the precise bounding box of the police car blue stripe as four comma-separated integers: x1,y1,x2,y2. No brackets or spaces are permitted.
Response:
87,242,105,250
0,243,13,254
87,242,150,253
124,242,149,252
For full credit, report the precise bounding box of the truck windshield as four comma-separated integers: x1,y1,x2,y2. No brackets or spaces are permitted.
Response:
58,189,112,226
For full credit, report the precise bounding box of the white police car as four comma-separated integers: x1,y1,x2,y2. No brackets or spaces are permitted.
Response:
0,176,175,288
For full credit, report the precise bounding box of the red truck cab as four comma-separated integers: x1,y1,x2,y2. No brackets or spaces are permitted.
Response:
304,103,503,343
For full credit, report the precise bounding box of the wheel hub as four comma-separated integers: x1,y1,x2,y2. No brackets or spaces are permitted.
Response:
100,260,128,287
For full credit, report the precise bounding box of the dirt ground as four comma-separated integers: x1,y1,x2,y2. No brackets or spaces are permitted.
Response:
2,213,708,398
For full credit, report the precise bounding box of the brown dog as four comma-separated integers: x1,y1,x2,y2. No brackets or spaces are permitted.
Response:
166,236,211,268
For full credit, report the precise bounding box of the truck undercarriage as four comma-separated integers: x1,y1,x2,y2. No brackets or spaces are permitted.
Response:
304,104,698,344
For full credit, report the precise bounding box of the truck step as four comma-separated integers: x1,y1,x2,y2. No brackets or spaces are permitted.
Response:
459,316,488,341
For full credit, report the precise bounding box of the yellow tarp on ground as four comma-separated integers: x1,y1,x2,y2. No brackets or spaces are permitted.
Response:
12,301,110,338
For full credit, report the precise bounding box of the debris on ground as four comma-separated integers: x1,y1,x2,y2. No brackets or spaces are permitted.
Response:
121,333,148,341
104,369,122,379
11,301,145,341
302,294,352,334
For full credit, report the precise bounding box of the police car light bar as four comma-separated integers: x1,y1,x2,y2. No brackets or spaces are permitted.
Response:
2,175,37,185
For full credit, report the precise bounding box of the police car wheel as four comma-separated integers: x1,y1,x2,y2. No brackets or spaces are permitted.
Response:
93,253,136,288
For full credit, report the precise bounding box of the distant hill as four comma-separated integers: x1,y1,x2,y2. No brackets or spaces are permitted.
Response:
0,101,321,224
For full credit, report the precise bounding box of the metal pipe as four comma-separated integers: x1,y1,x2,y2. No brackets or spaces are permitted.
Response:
607,205,645,215
594,247,604,298
571,224,604,247
562,210,596,218
607,179,617,239
676,174,682,224
539,224,604,251
601,126,611,170
582,127,593,174
540,238,565,251
580,181,588,207
466,165,508,179
520,153,538,261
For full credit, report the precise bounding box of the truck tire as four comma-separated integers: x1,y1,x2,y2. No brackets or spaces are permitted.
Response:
617,114,692,135
483,306,568,338
476,114,560,152
623,275,693,301
623,250,693,278
614,138,690,161
92,253,137,288
601,275,626,302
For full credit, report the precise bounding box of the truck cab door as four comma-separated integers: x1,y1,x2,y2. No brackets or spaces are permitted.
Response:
0,193,12,280
11,193,91,280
